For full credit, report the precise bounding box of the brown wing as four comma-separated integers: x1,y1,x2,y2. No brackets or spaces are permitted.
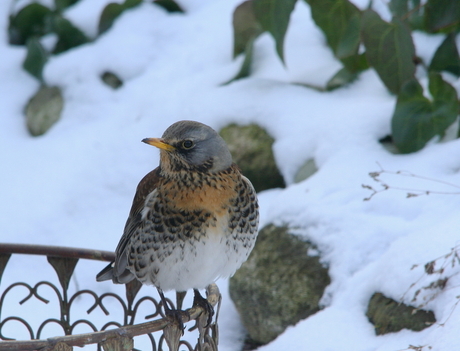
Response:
96,167,162,283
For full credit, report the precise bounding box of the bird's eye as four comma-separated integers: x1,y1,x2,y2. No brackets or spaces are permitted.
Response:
182,140,194,149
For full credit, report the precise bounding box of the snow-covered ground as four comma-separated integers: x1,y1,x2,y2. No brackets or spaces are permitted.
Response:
1,0,460,350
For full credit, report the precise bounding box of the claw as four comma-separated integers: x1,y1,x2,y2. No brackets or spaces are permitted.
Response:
158,288,187,334
192,289,214,327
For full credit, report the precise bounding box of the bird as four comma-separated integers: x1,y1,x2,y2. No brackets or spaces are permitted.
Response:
96,120,259,328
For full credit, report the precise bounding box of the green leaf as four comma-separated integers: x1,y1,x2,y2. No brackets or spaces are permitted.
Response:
335,14,360,59
153,0,184,13
232,0,263,58
389,0,424,30
98,3,123,35
252,0,297,63
306,0,364,72
391,72,459,153
389,0,408,18
361,9,416,94
326,66,359,90
306,0,361,56
409,2,424,30
223,35,257,85
425,0,460,33
53,16,89,54
340,52,369,74
429,33,460,76
98,0,142,35
8,3,53,45
23,37,48,81
54,0,80,11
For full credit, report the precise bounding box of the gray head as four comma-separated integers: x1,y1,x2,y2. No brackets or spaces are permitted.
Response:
142,120,233,173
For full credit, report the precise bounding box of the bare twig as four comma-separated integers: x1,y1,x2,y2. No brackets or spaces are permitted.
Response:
401,245,460,328
363,163,460,201
396,345,432,351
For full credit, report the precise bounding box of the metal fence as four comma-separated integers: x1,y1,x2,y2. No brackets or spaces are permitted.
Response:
0,243,220,351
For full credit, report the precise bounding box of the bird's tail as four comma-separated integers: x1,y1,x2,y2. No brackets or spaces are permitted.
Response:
96,262,135,284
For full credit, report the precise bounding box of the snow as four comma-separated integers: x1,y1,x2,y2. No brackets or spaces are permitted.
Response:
1,0,460,350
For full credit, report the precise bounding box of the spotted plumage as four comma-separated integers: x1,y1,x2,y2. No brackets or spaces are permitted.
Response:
96,120,259,320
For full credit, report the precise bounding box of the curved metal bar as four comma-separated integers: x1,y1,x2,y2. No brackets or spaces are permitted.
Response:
100,321,122,330
98,292,129,324
70,319,98,334
68,289,99,314
146,296,174,320
1,312,169,350
179,340,194,351
0,282,35,306
158,333,166,351
146,332,157,351
33,281,63,305
0,244,115,262
157,334,194,351
0,290,220,350
0,244,221,351
132,296,161,321
0,316,35,340
37,318,64,339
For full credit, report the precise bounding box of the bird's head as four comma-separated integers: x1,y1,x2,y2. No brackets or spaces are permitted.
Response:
142,120,233,174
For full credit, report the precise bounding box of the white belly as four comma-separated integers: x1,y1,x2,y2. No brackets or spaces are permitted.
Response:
134,225,254,292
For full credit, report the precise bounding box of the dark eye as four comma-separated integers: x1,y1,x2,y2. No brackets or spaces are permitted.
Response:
182,140,194,149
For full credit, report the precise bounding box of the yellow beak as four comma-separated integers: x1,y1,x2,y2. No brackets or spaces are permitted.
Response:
142,138,176,151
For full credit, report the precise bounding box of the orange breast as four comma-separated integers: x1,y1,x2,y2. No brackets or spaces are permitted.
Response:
161,172,239,215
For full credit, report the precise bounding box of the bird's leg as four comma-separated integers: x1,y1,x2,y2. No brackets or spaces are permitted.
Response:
192,288,214,327
157,288,186,333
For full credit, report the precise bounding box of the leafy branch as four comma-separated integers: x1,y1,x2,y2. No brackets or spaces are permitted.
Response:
9,0,183,83
230,0,460,154
8,0,183,136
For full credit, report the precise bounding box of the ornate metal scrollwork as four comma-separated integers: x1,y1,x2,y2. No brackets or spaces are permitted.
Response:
0,244,220,351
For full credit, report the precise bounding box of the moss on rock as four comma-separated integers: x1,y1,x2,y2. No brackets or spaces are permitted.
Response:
26,85,63,136
219,124,285,192
366,292,436,335
229,224,330,345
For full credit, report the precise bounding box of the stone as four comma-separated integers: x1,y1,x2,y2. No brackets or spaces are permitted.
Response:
294,158,318,183
219,124,285,192
26,85,64,136
379,135,399,154
366,292,436,335
229,224,331,346
101,71,123,89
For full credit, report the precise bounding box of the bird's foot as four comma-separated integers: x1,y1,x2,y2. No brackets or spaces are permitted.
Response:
158,289,188,334
164,307,189,335
192,289,214,328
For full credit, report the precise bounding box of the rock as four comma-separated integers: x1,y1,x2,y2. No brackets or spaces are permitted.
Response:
219,124,285,192
366,292,436,335
379,135,399,154
26,85,64,136
229,224,331,346
101,71,123,89
294,158,318,183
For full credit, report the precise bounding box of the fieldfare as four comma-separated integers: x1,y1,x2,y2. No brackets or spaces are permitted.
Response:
96,120,259,327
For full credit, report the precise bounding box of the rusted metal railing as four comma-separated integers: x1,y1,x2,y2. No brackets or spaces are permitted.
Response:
0,243,220,351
